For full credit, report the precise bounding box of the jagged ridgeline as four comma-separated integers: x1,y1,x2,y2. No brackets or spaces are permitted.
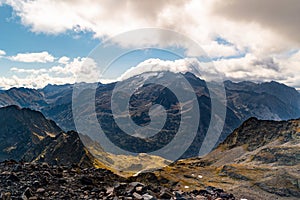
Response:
0,72,300,158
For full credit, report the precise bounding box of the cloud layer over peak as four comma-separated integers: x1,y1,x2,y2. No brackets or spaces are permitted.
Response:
1,0,300,89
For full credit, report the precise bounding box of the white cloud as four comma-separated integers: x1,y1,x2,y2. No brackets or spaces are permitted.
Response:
2,0,300,88
0,57,99,89
213,54,285,82
2,54,300,90
200,41,240,58
120,55,300,89
5,0,187,35
276,51,300,89
9,51,55,63
211,52,300,90
50,57,99,82
120,58,223,82
120,58,194,81
0,74,71,89
5,0,299,56
10,67,48,75
58,56,70,64
0,49,6,56
212,0,300,45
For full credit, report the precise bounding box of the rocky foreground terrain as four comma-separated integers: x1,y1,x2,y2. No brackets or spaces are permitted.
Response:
0,160,235,200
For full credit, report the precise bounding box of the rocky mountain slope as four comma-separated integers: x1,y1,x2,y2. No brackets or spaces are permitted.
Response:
22,131,100,168
0,105,61,161
71,72,300,159
0,106,101,168
0,96,299,199
0,72,300,159
0,105,168,175
224,80,300,120
138,117,300,199
0,88,47,111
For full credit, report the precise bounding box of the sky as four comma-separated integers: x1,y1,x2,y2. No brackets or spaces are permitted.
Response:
0,0,299,90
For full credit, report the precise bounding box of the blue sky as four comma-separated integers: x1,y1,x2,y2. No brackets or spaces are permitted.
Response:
0,1,299,89
0,4,189,88
0,5,98,72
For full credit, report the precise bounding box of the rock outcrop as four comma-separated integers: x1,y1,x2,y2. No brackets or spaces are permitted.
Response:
0,160,235,199
138,118,300,200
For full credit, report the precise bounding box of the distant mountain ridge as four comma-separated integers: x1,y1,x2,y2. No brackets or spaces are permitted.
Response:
0,72,300,158
224,80,300,120
1,73,299,124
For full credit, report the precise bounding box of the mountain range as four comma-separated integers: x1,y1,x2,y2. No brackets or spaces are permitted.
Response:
0,72,299,159
0,101,299,199
0,70,299,199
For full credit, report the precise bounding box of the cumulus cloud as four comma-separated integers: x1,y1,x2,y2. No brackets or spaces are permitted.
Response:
0,57,99,89
120,55,300,89
5,0,186,35
212,0,300,45
276,51,300,90
2,54,300,90
211,52,300,90
4,0,298,55
0,49,6,56
50,57,99,82
58,56,70,64
1,0,300,88
9,51,55,63
212,54,285,82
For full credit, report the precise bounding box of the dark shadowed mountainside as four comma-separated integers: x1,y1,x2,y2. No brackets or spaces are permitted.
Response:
0,105,61,161
0,106,103,168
